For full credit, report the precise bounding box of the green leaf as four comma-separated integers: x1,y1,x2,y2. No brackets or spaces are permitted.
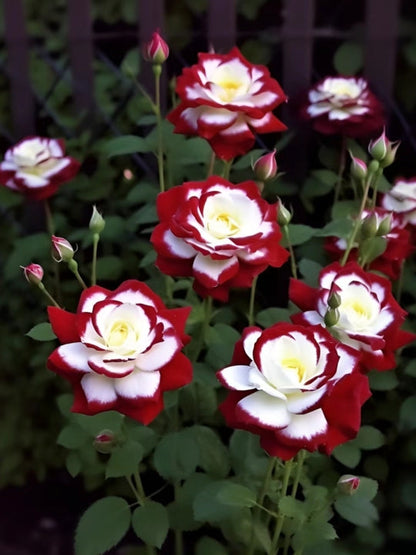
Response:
73,411,124,436
216,482,256,507
26,322,57,341
368,369,399,391
193,481,245,522
95,256,123,280
358,237,387,265
334,495,378,527
279,496,305,519
256,307,291,327
192,425,230,478
399,395,416,432
106,441,144,478
229,430,268,477
196,536,228,555
57,393,73,416
332,443,361,468
66,452,82,477
132,501,169,548
316,218,354,238
355,426,385,450
298,259,323,287
331,200,359,220
281,224,316,247
102,135,152,157
57,425,88,449
355,476,378,501
121,48,141,77
75,497,131,555
153,429,200,481
333,41,363,75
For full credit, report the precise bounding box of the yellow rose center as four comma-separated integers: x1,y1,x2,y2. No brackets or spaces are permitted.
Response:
217,78,244,102
282,357,306,382
107,321,132,347
207,212,240,239
21,158,59,176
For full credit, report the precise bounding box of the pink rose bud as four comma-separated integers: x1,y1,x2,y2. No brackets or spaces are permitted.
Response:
143,31,169,64
349,153,367,181
22,263,44,285
51,235,74,262
93,430,116,454
89,205,105,234
337,474,360,495
369,129,388,161
253,150,278,181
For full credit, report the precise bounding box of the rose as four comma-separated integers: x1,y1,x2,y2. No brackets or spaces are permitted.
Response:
143,30,169,64
47,280,192,424
300,76,385,137
217,323,370,460
325,208,413,279
0,136,80,200
290,262,415,371
151,176,289,301
167,47,287,160
381,178,416,227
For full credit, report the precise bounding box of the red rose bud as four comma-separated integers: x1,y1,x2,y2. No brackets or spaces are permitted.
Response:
350,153,367,181
253,150,278,181
143,31,169,64
22,263,44,285
337,474,360,495
369,129,388,161
93,430,116,454
51,235,74,262
89,205,105,234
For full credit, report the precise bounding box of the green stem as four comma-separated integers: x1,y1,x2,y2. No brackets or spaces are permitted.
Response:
222,159,233,180
207,151,216,178
291,450,306,499
44,199,62,303
247,457,277,555
153,63,165,193
270,458,294,555
248,275,258,326
126,474,156,555
37,282,61,307
91,233,99,286
190,296,213,363
68,259,88,289
283,225,297,279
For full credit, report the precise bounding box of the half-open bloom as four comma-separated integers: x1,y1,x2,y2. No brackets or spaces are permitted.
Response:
0,136,80,200
217,323,370,460
381,178,416,227
301,76,385,137
47,280,192,424
168,47,287,160
151,176,289,301
325,208,413,279
290,262,415,371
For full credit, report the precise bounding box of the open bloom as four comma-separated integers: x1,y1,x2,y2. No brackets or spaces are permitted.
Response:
0,136,80,200
168,47,287,160
217,323,370,460
381,178,416,227
290,262,415,371
151,176,289,301
325,208,413,279
301,76,385,137
47,280,192,424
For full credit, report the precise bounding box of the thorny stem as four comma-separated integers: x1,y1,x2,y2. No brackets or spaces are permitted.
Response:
154,63,166,193
248,275,258,326
270,458,294,555
91,232,99,286
283,225,298,279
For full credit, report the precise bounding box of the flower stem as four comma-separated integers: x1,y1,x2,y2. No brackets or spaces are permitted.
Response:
207,151,216,178
291,450,306,499
37,282,61,307
248,275,258,326
222,159,233,180
153,63,165,193
91,232,99,286
68,259,88,289
283,225,297,279
44,199,62,302
270,458,294,555
126,474,156,555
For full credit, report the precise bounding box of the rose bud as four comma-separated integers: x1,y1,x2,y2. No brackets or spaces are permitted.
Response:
143,31,169,64
253,150,278,181
22,263,44,285
369,129,388,161
93,430,116,454
381,140,400,168
376,213,393,236
350,154,367,181
277,197,292,226
360,213,378,239
337,474,360,495
89,205,105,234
51,235,74,263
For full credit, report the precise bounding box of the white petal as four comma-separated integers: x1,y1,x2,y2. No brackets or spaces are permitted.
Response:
163,229,196,258
243,330,262,359
238,390,291,428
286,387,327,413
280,409,327,440
81,373,117,403
114,369,160,398
135,334,179,371
218,364,254,390
79,290,108,313
57,343,92,372
193,253,238,282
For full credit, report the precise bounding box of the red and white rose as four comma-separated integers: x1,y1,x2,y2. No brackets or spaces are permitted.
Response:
168,47,287,160
47,280,192,424
381,178,416,227
301,76,385,137
0,136,80,200
290,262,415,371
151,176,289,301
325,208,413,279
217,323,370,460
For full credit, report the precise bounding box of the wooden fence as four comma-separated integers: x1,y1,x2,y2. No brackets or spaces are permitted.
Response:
0,0,402,141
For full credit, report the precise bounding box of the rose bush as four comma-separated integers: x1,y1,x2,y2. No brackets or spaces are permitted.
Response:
151,175,289,300
217,323,370,460
167,47,287,160
47,280,192,424
0,136,80,200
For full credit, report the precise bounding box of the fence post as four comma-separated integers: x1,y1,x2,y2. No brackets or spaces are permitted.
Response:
364,0,400,104
3,0,35,139
207,0,236,52
67,0,94,117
